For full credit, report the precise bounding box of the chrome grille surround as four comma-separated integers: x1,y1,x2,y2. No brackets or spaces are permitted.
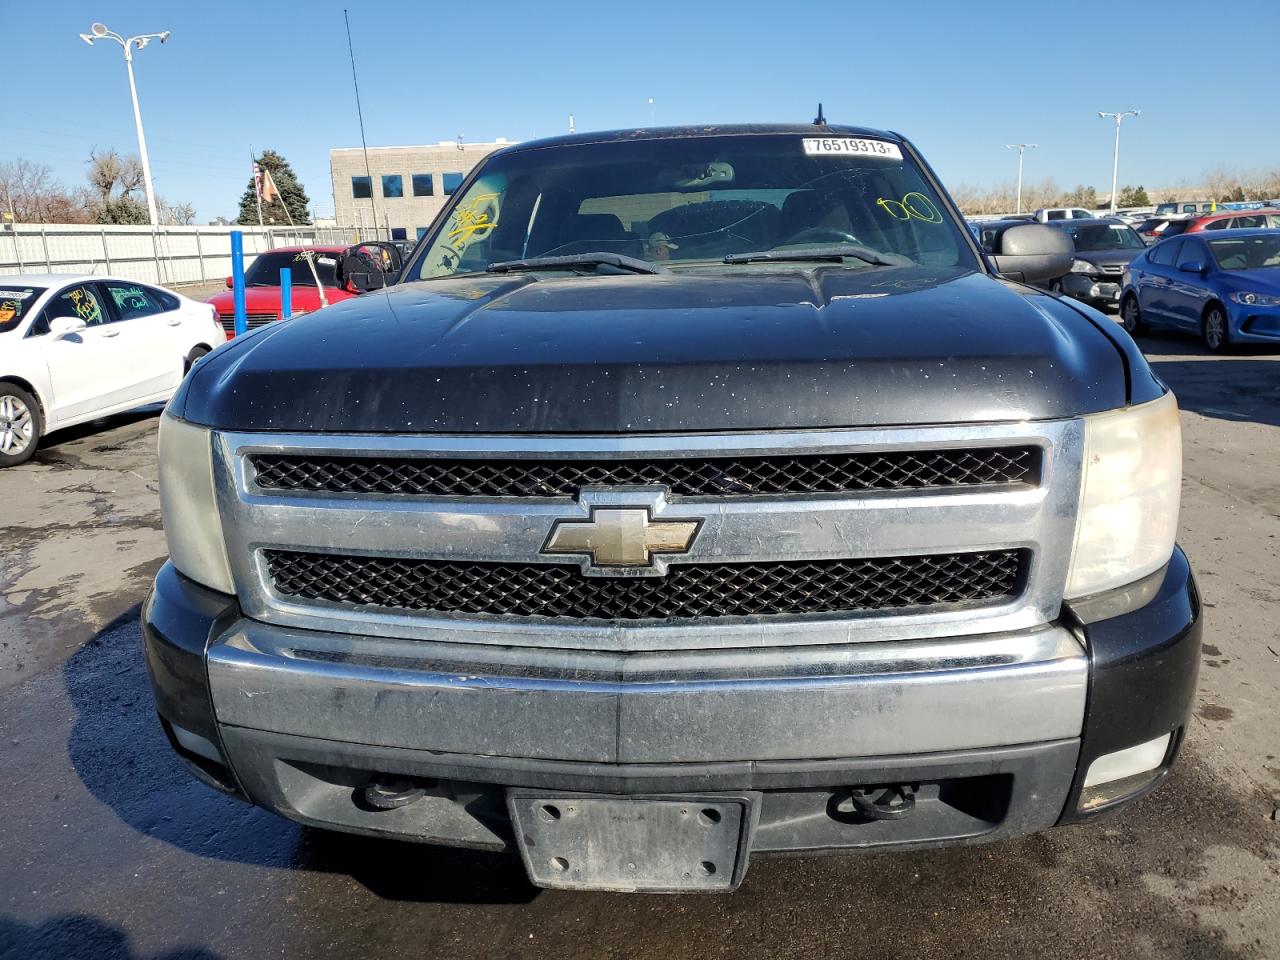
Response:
213,422,1085,652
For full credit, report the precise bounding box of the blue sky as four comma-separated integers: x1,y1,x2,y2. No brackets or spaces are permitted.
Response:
5,0,1277,222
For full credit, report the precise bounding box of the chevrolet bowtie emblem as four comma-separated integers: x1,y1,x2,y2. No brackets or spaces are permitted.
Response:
543,508,701,572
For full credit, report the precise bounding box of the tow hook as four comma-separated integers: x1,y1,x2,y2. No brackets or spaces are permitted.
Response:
838,784,917,821
361,778,427,811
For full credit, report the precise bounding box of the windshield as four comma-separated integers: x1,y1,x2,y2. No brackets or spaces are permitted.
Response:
244,250,338,287
1208,235,1280,271
1060,222,1145,251
0,286,46,333
410,133,974,279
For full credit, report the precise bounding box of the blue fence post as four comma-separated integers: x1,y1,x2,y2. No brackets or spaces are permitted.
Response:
231,230,247,337
280,267,292,320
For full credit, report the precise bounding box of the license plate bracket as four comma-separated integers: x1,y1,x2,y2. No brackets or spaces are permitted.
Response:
507,792,752,892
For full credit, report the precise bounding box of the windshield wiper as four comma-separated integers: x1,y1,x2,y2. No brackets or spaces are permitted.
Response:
723,245,912,267
487,253,668,275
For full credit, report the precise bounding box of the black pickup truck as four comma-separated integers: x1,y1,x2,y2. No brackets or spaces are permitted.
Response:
144,124,1200,893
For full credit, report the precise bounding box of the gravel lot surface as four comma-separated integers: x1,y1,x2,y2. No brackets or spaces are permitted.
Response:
1,328,1277,960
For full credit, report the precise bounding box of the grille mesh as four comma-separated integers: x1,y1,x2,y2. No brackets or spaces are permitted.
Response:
218,312,277,335
263,549,1025,621
250,447,1039,498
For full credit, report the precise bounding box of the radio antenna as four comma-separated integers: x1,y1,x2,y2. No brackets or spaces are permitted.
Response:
813,103,827,127
344,9,385,239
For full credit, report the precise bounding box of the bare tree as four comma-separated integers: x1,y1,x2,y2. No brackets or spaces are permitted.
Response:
159,198,196,226
88,148,145,203
0,158,96,223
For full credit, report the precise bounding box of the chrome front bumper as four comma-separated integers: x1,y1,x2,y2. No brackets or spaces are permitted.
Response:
206,616,1087,764
1061,275,1122,303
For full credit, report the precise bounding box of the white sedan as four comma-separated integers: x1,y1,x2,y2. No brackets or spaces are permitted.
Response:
0,274,225,467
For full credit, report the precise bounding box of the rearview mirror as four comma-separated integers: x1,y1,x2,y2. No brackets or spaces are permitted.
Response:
990,224,1075,283
225,276,234,289
1177,259,1205,274
50,316,87,339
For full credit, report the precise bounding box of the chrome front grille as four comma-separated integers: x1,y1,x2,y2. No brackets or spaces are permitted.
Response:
218,311,278,335
264,548,1027,621
249,446,1040,498
213,424,1085,652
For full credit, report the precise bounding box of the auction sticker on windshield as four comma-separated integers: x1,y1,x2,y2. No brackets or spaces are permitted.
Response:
802,138,903,160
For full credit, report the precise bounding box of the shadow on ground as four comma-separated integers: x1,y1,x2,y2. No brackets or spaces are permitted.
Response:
60,614,538,906
0,915,222,960
1144,339,1280,429
34,407,164,455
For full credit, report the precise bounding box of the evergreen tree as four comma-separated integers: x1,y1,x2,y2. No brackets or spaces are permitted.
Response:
1063,184,1097,208
237,150,311,225
1117,185,1151,207
95,195,149,225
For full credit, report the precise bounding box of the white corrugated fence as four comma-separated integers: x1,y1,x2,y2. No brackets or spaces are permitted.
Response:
0,224,369,286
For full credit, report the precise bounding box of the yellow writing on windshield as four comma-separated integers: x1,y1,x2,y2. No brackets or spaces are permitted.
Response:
446,192,500,245
877,192,943,223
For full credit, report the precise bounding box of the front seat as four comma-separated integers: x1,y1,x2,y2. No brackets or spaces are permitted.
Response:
541,213,639,257
779,191,854,243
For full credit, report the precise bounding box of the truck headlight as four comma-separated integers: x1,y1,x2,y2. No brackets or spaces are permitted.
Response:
158,411,235,594
1069,259,1098,274
1065,392,1181,598
1228,291,1280,306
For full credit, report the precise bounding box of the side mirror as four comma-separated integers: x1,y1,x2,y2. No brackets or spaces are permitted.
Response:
50,316,87,339
990,224,1075,283
340,249,389,293
1177,259,1205,274
225,276,234,289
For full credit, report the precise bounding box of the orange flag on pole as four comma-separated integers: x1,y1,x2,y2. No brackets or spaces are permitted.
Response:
260,166,281,205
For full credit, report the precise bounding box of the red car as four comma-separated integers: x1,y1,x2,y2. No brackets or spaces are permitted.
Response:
208,244,400,339
1179,208,1280,235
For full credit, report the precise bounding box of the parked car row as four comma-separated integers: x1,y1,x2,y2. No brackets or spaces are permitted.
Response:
970,212,1280,351
1134,209,1280,246
206,242,404,339
0,240,411,467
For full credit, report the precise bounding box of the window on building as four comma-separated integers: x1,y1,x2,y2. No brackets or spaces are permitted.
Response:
412,174,434,197
442,172,465,195
416,227,430,241
382,175,404,198
351,176,372,199
391,227,407,241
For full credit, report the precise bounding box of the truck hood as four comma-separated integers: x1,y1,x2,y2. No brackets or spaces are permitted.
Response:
180,265,1128,433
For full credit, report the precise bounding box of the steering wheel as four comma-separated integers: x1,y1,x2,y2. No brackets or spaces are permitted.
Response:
784,227,861,245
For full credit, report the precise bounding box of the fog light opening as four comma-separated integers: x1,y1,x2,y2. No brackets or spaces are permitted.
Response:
171,722,222,764
1079,732,1173,811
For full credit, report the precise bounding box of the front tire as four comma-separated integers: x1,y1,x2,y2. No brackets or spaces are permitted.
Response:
1202,304,1230,353
0,383,42,468
1121,293,1147,334
184,345,211,374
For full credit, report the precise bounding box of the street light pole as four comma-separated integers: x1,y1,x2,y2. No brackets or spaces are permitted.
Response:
80,22,170,227
1005,143,1037,215
1099,109,1140,214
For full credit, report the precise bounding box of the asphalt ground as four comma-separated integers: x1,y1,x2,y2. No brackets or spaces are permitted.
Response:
1,328,1278,960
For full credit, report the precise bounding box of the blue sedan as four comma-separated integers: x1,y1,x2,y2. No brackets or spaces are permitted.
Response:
1120,228,1280,351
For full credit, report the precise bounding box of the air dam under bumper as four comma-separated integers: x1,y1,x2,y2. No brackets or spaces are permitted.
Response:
141,548,1199,888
